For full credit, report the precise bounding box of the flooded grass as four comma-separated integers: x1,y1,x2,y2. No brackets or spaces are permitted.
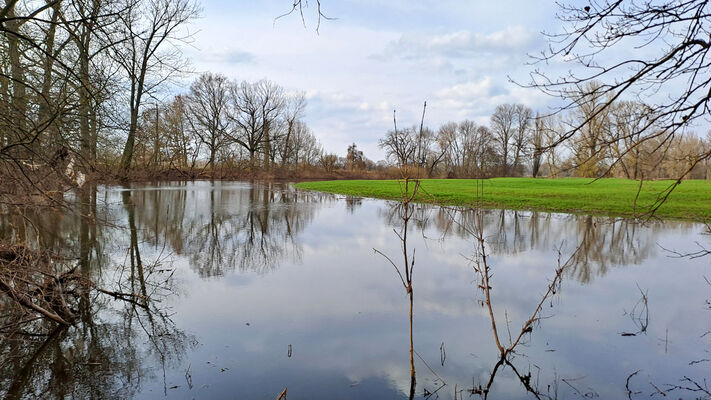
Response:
295,178,711,221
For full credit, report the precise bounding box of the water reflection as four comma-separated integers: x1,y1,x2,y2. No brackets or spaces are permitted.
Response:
119,182,324,277
380,205,684,284
374,180,421,400
0,236,193,400
1,310,193,399
0,181,708,399
376,199,706,399
1,183,691,284
0,185,194,400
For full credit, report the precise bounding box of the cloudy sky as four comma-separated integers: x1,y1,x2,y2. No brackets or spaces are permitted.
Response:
183,0,564,160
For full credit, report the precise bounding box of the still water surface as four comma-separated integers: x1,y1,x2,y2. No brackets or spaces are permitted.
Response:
1,181,709,399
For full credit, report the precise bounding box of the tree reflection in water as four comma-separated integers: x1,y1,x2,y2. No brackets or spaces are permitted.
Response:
0,181,707,399
380,205,679,285
122,182,325,277
0,181,334,399
374,179,423,400
379,198,704,399
0,186,194,400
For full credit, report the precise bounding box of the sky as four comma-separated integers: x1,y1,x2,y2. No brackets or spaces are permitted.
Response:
182,0,564,161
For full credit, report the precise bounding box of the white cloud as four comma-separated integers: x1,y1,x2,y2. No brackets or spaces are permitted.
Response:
179,1,561,160
436,77,492,99
382,26,537,59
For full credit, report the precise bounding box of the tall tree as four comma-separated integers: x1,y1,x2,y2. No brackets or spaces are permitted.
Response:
531,114,544,178
61,0,120,168
117,0,198,171
569,82,612,178
3,0,28,143
346,142,364,170
186,72,230,169
606,101,653,179
228,79,285,168
438,120,494,177
490,104,516,176
277,93,306,168
511,104,532,174
380,127,416,167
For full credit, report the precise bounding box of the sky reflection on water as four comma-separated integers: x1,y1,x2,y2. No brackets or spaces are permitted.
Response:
1,181,709,399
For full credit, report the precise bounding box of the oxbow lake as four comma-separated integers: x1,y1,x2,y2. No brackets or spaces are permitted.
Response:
1,181,709,399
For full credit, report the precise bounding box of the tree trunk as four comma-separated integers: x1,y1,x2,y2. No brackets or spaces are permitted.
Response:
120,110,139,170
263,122,270,170
532,150,541,178
38,1,60,137
6,1,27,143
79,44,92,165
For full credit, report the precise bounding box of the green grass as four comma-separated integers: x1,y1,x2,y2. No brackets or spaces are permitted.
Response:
294,178,711,221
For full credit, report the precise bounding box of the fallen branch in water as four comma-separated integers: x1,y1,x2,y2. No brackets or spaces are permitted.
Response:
0,243,165,334
0,245,78,325
94,287,150,309
0,276,70,325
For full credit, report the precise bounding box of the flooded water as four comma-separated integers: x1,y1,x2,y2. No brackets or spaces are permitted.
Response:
1,181,709,399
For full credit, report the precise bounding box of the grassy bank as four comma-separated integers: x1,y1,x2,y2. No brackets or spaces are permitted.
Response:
294,178,711,221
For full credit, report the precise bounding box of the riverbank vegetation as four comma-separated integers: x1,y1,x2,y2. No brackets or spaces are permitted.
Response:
295,178,711,221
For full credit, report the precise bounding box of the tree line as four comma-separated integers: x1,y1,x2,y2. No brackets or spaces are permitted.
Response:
379,89,711,180
127,73,327,175
0,0,377,182
1,0,709,184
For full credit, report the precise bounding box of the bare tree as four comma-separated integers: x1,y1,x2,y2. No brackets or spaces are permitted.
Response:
567,82,612,178
163,94,200,170
542,115,563,177
380,127,416,168
345,142,364,170
490,105,516,175
0,0,111,194
228,79,285,168
116,0,198,171
186,72,230,169
2,0,29,144
413,126,446,177
276,92,307,168
0,0,74,160
319,152,339,172
531,0,711,180
281,120,322,168
531,113,544,178
438,120,495,177
606,101,654,179
436,121,458,174
511,104,532,174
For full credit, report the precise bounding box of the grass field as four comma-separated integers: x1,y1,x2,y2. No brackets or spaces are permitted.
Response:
294,178,711,221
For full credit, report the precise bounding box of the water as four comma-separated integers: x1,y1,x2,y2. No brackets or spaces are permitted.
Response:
0,181,709,399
